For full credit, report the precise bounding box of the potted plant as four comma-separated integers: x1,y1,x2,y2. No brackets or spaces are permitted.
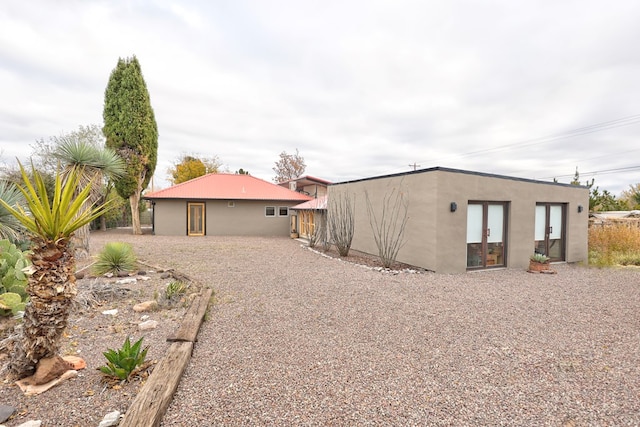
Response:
529,253,551,272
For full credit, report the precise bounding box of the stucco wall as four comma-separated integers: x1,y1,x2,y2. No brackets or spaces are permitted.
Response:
151,199,298,236
329,169,589,273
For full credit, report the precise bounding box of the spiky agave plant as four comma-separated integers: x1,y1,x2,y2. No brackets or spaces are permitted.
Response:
0,162,112,379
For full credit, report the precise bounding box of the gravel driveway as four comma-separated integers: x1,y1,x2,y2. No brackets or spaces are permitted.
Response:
98,232,639,426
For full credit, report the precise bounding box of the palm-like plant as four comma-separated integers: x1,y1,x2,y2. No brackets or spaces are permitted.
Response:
0,180,26,242
54,137,125,259
0,162,112,379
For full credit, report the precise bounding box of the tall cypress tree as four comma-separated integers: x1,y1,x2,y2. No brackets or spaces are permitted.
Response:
103,56,158,235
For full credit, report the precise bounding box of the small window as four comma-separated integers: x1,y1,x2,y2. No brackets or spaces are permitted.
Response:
228,201,235,208
265,206,275,217
278,206,289,217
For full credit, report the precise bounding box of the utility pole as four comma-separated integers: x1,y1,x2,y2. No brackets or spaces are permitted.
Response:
409,162,421,171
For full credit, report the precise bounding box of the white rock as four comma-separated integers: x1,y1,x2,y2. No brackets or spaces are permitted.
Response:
138,320,159,331
102,309,118,316
97,411,121,427
138,275,151,281
116,277,137,285
16,421,42,427
140,315,150,321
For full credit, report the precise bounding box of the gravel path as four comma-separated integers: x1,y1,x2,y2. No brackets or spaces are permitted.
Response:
106,233,639,426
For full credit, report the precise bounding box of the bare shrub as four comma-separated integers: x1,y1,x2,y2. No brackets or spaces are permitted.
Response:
307,210,325,249
328,191,355,256
365,187,409,268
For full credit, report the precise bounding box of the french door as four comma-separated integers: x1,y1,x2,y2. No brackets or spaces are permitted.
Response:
188,202,205,236
535,203,565,261
467,202,507,269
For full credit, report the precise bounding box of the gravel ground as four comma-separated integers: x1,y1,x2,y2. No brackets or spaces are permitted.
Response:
3,231,640,426
133,233,637,427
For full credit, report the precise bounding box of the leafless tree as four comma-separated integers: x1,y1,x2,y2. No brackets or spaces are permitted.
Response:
328,191,355,256
365,186,409,268
272,149,306,183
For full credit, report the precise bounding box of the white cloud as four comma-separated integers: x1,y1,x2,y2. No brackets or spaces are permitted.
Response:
0,0,639,193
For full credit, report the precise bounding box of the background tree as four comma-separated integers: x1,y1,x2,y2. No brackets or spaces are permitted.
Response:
620,184,640,209
0,164,111,379
103,56,158,235
567,167,627,212
167,154,222,185
273,149,306,183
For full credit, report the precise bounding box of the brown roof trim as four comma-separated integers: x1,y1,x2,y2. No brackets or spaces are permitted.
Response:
330,166,589,189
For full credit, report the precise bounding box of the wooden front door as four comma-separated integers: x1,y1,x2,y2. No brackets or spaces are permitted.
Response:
188,203,205,236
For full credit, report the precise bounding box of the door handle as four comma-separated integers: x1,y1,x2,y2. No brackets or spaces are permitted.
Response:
549,226,553,234
486,228,490,237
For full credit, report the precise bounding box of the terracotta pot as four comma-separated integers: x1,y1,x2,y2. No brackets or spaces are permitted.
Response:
529,260,550,272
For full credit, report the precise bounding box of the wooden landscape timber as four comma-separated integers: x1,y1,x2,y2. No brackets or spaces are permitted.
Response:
119,287,213,427
167,288,213,343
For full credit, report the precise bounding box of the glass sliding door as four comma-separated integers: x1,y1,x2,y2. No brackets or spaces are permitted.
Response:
188,202,205,236
467,202,507,269
534,203,565,261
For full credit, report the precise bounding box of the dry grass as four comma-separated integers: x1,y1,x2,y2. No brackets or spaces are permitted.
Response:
589,223,640,266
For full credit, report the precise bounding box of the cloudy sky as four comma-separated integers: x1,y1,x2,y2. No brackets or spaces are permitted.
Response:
1,0,639,194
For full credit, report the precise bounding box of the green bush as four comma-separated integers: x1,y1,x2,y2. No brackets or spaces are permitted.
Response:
612,251,640,266
93,242,137,276
165,280,188,300
98,336,149,381
0,239,30,316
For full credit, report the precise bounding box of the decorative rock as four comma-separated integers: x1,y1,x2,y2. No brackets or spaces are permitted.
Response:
133,300,158,312
160,272,171,279
116,271,130,277
102,309,118,316
138,320,159,331
0,405,16,423
74,271,85,280
63,355,87,370
97,410,121,427
137,270,147,275
16,421,42,427
32,356,70,385
138,275,151,281
116,277,137,285
140,314,150,321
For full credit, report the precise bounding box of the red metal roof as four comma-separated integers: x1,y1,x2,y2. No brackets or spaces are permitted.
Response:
290,195,328,210
145,174,313,201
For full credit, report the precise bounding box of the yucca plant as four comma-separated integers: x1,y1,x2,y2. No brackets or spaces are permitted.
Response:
93,242,137,275
54,136,125,259
0,162,112,379
98,336,149,381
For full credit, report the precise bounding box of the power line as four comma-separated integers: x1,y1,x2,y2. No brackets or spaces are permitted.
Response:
540,165,640,180
417,114,640,166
